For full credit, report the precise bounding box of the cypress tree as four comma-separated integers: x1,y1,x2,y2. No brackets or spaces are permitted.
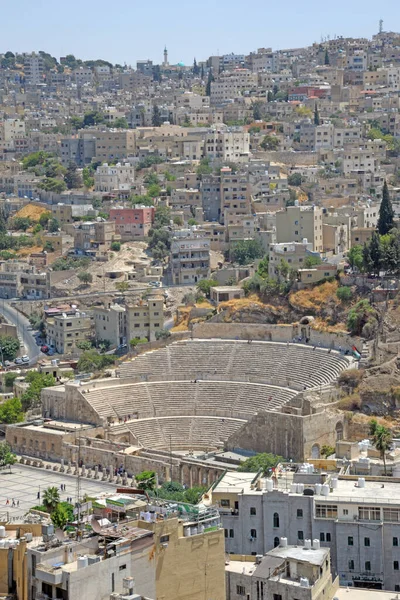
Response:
377,180,394,235
324,48,330,65
369,231,382,275
205,69,214,97
314,103,320,126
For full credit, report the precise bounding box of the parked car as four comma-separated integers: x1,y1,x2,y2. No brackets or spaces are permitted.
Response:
14,357,23,365
41,345,50,353
21,355,30,363
4,360,11,367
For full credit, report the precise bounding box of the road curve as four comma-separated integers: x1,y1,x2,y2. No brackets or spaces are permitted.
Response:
0,300,40,365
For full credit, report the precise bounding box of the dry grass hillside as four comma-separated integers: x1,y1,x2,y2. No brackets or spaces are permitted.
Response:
14,203,49,222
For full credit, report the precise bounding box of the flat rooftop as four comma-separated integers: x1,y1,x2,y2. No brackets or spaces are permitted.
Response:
316,478,400,505
267,544,329,566
335,588,398,600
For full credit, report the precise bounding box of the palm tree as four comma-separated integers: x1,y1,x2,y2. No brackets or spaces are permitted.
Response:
369,419,392,475
43,486,60,512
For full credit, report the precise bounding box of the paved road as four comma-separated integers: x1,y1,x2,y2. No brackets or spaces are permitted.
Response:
1,300,40,365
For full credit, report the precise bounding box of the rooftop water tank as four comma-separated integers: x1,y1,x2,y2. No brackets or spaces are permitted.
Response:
358,478,365,488
265,479,273,492
300,577,310,587
77,556,88,569
290,483,298,494
315,483,322,495
0,526,5,539
331,478,338,489
297,483,304,494
321,484,330,496
313,539,320,550
304,539,312,549
280,537,288,547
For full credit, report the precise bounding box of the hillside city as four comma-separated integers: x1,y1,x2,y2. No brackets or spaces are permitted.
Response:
1,23,400,600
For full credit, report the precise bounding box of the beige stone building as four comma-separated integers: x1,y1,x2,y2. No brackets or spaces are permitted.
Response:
46,311,92,354
276,205,324,252
170,233,211,284
268,241,317,279
94,162,135,193
93,129,136,162
204,127,250,162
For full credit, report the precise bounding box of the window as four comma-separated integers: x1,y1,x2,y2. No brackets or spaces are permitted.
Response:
364,537,370,547
251,529,257,539
160,535,169,543
237,586,246,596
220,499,230,507
297,509,303,518
365,561,371,571
348,536,353,546
348,560,354,571
273,595,282,600
274,536,279,547
273,512,280,528
383,508,400,522
250,507,257,515
119,564,126,571
326,533,331,542
224,529,228,538
320,533,325,542
316,504,338,518
359,507,380,521
396,585,400,592
394,561,399,571
343,509,349,516
229,529,234,538
394,537,399,547
298,531,304,540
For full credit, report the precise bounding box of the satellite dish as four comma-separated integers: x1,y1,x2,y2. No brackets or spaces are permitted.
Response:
90,518,103,534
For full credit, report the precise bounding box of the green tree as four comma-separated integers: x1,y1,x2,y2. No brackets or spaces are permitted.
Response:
260,135,279,150
20,372,56,411
111,241,121,251
77,271,93,284
39,212,52,227
130,337,148,348
83,111,104,127
314,103,321,126
196,158,213,175
368,231,383,275
12,217,32,231
304,255,322,268
155,329,171,341
347,299,378,337
152,105,162,127
347,245,364,271
76,340,92,351
115,281,129,293
64,163,82,189
147,183,161,198
231,240,264,265
82,167,95,189
336,286,352,303
321,444,335,458
0,398,24,424
39,178,67,194
136,470,156,491
77,350,114,373
369,419,392,475
196,279,218,297
43,487,60,512
0,442,17,472
324,48,330,65
113,117,129,129
153,206,172,228
377,181,394,235
0,335,20,362
288,173,303,186
4,372,18,388
51,503,70,528
205,69,214,96
237,452,284,473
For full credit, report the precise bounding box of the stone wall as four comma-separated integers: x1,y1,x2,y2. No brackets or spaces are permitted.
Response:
193,322,362,353
256,150,318,166
226,410,346,461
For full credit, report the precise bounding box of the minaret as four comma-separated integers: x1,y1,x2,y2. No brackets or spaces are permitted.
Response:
163,46,168,67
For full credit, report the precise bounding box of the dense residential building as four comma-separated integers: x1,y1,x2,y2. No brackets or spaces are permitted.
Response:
109,205,155,239
170,231,211,284
94,162,135,193
46,310,92,354
275,206,324,253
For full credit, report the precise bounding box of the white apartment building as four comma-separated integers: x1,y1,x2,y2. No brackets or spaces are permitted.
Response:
170,232,211,284
94,162,135,193
24,53,44,85
212,469,400,592
210,69,258,103
204,127,250,163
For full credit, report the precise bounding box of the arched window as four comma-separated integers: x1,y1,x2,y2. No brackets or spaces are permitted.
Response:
273,512,280,528
274,536,279,548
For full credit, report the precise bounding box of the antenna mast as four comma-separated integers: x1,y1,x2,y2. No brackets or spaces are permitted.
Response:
379,19,383,34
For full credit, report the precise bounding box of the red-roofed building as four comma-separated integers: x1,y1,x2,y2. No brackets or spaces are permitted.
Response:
109,206,155,240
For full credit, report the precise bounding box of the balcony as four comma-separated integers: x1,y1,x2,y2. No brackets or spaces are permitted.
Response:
36,564,63,585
